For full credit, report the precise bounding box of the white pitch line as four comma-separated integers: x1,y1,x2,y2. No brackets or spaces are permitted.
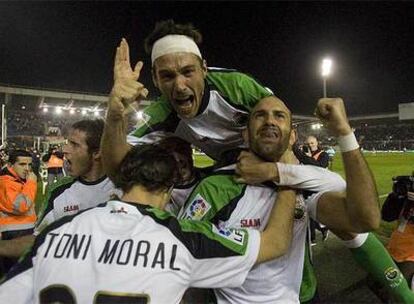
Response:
379,194,388,198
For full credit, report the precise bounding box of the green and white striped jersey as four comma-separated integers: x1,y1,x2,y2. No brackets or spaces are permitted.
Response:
178,164,346,304
128,68,272,160
0,200,260,304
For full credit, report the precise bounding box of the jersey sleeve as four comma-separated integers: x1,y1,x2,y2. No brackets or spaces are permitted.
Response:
275,163,346,192
177,173,245,222
206,70,273,111
175,219,260,289
0,242,35,303
127,98,178,145
34,177,74,235
0,267,34,303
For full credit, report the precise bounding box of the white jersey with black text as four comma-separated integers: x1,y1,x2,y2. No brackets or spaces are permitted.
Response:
0,200,260,304
34,175,121,234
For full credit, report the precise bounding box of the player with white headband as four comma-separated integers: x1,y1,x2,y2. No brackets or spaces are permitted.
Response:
102,19,414,304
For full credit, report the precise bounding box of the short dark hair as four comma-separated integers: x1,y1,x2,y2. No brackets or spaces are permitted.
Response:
8,149,32,164
115,144,178,193
156,136,193,162
71,119,104,153
144,19,203,55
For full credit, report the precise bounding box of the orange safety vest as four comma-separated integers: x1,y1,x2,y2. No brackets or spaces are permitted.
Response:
0,167,37,232
47,154,64,169
387,205,414,262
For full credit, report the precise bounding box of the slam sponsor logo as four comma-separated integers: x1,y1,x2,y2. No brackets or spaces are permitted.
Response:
63,205,80,213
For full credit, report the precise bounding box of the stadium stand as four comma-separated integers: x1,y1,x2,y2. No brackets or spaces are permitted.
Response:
1,84,413,152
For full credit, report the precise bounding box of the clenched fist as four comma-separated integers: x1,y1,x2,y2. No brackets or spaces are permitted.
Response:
314,98,352,137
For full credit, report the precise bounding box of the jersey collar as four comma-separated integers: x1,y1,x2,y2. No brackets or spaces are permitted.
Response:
78,174,107,185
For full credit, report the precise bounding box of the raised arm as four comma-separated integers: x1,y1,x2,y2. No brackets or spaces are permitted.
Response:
311,98,380,232
102,38,148,180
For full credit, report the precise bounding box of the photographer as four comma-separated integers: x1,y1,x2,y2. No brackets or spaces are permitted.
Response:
293,135,330,168
293,135,330,244
382,175,414,290
42,145,64,184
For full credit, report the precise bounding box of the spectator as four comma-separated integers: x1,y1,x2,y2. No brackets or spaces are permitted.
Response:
382,180,414,290
294,135,330,244
0,149,37,274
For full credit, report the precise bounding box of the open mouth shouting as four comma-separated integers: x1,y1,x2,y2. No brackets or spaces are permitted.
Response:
173,95,195,117
258,126,281,143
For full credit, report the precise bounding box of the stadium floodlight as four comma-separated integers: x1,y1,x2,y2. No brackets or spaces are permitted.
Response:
94,111,100,117
311,123,323,130
321,58,333,98
69,108,75,115
136,111,144,120
43,107,48,113
21,105,26,110
55,106,63,115
81,109,87,115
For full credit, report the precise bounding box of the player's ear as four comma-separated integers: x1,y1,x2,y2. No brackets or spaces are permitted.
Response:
92,150,101,161
201,59,208,78
151,68,159,89
242,128,249,147
289,129,297,146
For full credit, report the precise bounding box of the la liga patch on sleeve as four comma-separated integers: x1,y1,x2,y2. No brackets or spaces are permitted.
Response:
212,225,246,246
183,194,211,220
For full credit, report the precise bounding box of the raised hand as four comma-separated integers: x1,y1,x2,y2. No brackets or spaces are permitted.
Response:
314,98,352,137
108,38,148,119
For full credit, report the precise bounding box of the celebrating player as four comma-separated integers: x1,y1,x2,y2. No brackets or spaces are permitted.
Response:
0,144,297,304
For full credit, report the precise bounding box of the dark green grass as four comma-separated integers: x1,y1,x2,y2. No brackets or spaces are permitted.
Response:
330,152,414,238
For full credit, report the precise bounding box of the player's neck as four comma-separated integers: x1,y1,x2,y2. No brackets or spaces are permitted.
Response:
81,162,105,182
121,185,169,210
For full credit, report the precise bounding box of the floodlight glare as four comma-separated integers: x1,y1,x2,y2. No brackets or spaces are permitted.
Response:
311,123,322,130
69,108,75,115
43,107,48,113
55,107,62,115
321,58,332,77
81,109,87,115
94,111,99,117
136,111,144,120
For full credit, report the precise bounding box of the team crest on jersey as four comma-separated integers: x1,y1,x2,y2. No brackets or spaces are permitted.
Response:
294,197,307,221
183,194,211,220
212,225,246,246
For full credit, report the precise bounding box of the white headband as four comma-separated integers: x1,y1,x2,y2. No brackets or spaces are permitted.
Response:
151,34,202,64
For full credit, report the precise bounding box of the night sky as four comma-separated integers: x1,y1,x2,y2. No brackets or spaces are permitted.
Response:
1,1,413,116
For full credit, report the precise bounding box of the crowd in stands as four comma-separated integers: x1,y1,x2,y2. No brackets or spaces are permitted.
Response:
5,109,100,137
295,122,414,151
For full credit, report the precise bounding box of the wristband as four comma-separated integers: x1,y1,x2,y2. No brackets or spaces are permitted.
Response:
337,132,359,152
